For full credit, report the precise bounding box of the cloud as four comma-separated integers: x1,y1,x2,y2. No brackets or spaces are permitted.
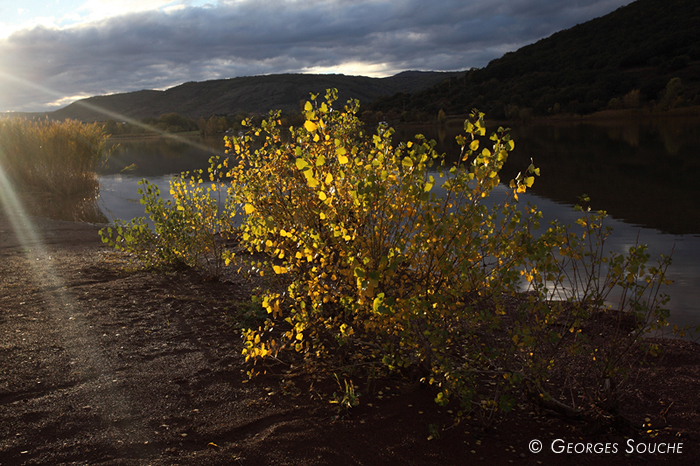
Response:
0,0,632,112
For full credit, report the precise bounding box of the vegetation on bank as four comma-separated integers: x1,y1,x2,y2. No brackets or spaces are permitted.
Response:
101,112,311,138
102,113,237,137
101,90,690,425
0,118,108,195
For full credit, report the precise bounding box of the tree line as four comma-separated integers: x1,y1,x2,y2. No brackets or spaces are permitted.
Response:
370,0,700,120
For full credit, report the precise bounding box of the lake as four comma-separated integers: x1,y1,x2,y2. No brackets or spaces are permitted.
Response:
68,118,700,334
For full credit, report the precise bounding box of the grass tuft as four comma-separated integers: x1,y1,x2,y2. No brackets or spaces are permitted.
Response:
0,118,108,196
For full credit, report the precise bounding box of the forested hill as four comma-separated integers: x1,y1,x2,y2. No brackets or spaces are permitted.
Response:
48,71,464,122
371,0,700,119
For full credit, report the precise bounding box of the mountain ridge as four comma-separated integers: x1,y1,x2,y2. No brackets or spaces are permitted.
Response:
46,71,464,122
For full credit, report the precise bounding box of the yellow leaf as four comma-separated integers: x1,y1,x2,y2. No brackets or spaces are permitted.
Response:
316,155,326,166
273,265,287,274
525,176,535,188
469,140,479,151
318,191,327,201
244,204,255,214
304,101,313,112
338,155,349,164
304,120,318,132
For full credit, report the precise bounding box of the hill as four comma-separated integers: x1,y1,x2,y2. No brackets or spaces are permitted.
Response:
47,71,464,122
371,0,700,119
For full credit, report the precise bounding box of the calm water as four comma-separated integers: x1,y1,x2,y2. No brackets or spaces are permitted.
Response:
72,119,700,333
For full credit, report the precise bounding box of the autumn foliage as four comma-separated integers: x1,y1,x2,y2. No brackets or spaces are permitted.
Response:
103,90,677,421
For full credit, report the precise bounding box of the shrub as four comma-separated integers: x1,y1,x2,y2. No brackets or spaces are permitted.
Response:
0,118,107,195
102,89,680,423
224,90,677,421
99,164,236,278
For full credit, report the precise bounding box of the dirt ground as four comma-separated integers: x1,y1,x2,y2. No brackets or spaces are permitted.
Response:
1,213,699,465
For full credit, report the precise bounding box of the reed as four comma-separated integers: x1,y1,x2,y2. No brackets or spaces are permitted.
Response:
0,118,108,196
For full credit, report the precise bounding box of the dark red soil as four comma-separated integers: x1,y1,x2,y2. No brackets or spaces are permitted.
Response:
1,215,698,465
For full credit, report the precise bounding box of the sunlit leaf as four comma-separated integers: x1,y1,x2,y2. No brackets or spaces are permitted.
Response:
304,120,318,132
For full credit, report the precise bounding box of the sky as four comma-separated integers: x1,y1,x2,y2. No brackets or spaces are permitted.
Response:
0,0,634,113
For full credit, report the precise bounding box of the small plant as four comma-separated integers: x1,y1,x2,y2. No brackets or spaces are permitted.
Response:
330,374,360,413
99,161,238,278
427,423,441,441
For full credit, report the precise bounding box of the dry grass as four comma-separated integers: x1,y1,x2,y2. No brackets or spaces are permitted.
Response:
0,117,108,195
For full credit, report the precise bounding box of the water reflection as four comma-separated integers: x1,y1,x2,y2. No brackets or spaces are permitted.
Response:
101,134,228,178
398,116,700,235
508,116,700,235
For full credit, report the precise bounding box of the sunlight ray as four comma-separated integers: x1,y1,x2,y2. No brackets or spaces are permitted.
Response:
0,69,228,159
1,152,151,447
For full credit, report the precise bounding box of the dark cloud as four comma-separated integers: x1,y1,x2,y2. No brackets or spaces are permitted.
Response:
0,0,632,112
